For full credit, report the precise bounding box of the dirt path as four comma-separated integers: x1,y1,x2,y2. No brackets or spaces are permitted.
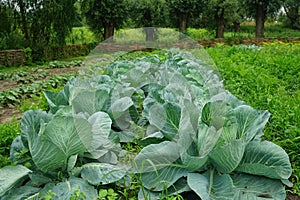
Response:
0,66,81,124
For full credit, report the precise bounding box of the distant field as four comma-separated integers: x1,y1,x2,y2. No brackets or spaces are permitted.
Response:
66,23,300,45
188,22,300,39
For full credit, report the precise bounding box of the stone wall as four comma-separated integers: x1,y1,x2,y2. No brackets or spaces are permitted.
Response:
0,50,26,67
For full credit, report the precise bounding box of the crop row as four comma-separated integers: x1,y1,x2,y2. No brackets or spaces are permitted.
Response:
0,75,73,107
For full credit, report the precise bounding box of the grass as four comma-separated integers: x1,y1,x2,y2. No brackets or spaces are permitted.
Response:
68,22,300,46
0,119,20,168
207,42,300,195
66,27,100,45
187,22,300,40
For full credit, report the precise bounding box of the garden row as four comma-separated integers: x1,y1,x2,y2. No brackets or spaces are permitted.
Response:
0,60,82,107
0,42,298,199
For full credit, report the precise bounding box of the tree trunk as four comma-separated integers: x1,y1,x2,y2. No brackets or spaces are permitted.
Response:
144,27,157,41
255,4,265,38
104,21,114,40
179,15,187,32
215,8,225,38
178,15,188,40
233,21,240,32
17,0,29,42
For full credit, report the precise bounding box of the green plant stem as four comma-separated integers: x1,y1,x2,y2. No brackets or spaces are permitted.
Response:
209,168,214,195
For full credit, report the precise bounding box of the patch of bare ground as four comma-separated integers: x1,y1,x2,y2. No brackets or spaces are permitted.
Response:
287,194,300,200
0,106,21,124
0,80,19,92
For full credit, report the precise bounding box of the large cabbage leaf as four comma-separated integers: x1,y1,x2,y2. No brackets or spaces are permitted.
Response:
81,163,127,185
85,112,114,160
138,178,190,200
178,104,219,171
235,140,292,180
20,110,52,148
148,102,181,140
209,139,247,173
70,87,111,115
232,105,270,142
43,82,70,114
0,165,31,196
187,171,234,200
231,173,286,199
38,176,97,200
0,186,40,200
134,141,188,191
23,107,92,172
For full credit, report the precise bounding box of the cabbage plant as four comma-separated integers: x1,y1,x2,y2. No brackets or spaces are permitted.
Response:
0,49,292,199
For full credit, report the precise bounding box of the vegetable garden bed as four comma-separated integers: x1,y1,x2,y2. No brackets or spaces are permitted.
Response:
0,43,299,199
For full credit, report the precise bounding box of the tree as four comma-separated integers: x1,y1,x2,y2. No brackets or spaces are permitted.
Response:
283,0,300,29
166,0,202,33
128,0,169,41
203,0,239,38
0,2,14,37
245,0,281,37
232,1,250,32
81,0,128,40
4,0,76,59
8,0,76,46
0,1,25,50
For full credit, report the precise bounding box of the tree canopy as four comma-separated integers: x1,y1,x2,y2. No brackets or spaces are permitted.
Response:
167,0,202,32
0,0,299,52
81,0,128,39
283,0,300,29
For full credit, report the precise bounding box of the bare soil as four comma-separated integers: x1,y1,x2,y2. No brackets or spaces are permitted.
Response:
287,194,300,200
0,66,81,124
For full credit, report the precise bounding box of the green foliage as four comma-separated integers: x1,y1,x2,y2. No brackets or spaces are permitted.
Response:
48,60,82,69
0,74,72,107
207,42,300,195
18,93,50,113
0,120,20,168
244,0,282,15
0,0,77,58
166,0,202,31
66,27,100,45
283,0,300,29
244,0,282,37
24,47,32,65
98,188,119,200
81,0,128,39
129,0,169,28
12,0,76,46
0,3,26,50
203,0,240,37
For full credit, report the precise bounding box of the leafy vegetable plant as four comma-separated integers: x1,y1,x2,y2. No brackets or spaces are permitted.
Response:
0,75,72,107
48,60,82,69
0,49,292,199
